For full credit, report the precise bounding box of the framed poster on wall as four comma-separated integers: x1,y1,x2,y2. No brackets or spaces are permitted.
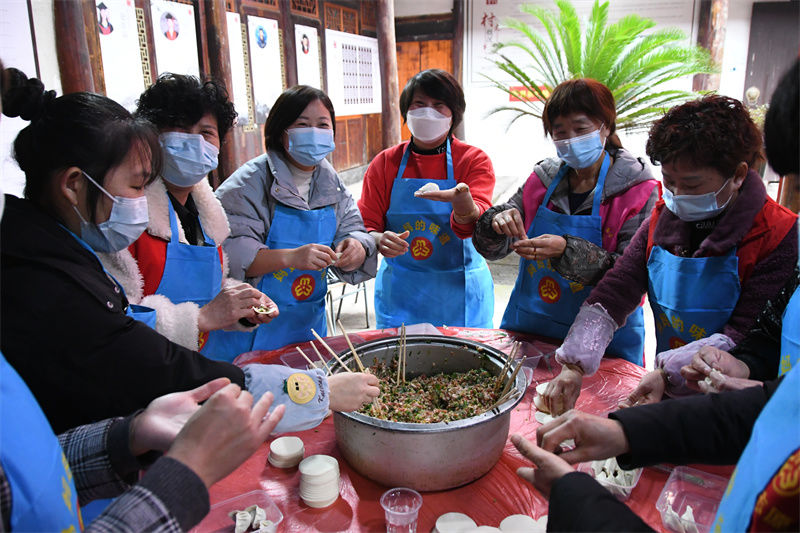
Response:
294,24,321,89
226,11,251,125
96,0,146,111
150,0,200,77
324,29,380,116
247,15,283,123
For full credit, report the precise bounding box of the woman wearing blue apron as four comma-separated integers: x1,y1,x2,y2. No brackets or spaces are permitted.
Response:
98,74,275,361
216,86,378,351
501,152,645,363
359,69,495,328
545,94,798,415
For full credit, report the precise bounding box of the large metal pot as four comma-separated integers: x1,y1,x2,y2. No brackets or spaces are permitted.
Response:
332,335,526,491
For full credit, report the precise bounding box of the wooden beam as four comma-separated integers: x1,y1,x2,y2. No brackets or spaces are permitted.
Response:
693,0,728,91
202,0,237,185
377,0,400,149
452,0,465,140
280,0,299,87
54,0,101,93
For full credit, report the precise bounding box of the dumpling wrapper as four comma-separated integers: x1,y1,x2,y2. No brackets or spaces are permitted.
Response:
499,514,538,532
533,393,549,414
234,510,252,533
534,411,555,425
414,182,440,196
435,512,477,533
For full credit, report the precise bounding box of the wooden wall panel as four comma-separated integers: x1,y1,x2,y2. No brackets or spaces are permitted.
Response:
395,39,453,141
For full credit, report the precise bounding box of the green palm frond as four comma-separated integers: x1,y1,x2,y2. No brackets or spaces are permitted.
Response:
486,0,717,130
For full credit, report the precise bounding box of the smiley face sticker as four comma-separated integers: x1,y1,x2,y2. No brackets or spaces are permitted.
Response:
284,373,318,404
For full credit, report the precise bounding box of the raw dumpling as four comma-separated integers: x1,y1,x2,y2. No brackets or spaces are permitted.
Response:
234,510,252,533
680,505,699,533
414,182,440,196
247,505,267,528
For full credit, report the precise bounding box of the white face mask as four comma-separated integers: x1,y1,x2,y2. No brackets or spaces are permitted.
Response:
74,172,149,252
406,107,452,143
159,132,219,187
663,178,734,222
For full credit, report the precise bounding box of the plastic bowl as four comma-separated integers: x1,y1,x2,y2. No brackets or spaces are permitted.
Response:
655,466,729,533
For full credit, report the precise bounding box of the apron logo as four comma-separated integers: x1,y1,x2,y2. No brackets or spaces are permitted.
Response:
669,336,687,350
292,274,315,300
410,237,433,260
198,331,209,349
538,276,561,303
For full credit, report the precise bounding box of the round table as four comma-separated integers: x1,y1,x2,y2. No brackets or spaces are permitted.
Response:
197,326,727,532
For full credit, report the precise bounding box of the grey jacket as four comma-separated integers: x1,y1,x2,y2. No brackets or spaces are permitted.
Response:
216,151,377,287
473,148,658,286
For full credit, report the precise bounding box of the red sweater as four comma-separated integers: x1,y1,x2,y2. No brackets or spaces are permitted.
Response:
358,137,495,239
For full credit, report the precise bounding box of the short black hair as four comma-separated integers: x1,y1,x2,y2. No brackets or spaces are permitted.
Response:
135,73,237,140
263,85,336,156
2,67,161,221
764,59,799,176
399,69,465,136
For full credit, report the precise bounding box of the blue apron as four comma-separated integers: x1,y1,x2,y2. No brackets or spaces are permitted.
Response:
1,353,83,532
152,199,235,360
647,245,740,353
248,203,336,350
65,228,157,328
374,140,494,328
712,363,800,531
500,153,645,364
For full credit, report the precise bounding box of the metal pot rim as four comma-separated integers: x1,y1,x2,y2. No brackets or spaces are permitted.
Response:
332,334,527,432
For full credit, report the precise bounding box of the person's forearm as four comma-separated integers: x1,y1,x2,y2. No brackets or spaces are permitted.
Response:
245,247,293,278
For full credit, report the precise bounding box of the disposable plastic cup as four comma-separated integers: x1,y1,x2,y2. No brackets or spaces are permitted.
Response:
380,487,423,533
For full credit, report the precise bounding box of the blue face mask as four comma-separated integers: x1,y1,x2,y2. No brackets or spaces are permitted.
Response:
74,172,149,252
553,127,605,169
286,127,335,166
159,132,219,187
663,178,734,222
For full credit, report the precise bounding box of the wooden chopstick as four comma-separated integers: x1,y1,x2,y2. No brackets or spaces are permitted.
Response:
295,346,317,370
336,319,367,372
307,341,332,375
401,323,407,384
311,329,353,372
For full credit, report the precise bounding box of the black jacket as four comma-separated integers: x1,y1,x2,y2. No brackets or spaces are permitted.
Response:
548,380,781,531
731,268,800,380
1,195,244,433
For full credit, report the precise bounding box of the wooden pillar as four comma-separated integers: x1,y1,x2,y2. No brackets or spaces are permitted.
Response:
779,175,800,214
377,0,400,149
54,0,104,94
693,0,728,91
452,0,465,140
280,0,298,87
202,0,237,185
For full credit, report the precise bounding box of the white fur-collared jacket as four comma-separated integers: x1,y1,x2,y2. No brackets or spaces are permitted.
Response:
98,178,251,351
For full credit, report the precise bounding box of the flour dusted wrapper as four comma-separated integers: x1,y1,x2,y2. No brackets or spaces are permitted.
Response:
414,182,440,196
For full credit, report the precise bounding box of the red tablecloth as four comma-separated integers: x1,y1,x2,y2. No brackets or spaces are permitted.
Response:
200,327,729,532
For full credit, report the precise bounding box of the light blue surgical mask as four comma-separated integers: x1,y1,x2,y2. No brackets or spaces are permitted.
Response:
286,127,335,166
159,132,219,187
663,178,734,222
553,127,606,169
74,172,149,252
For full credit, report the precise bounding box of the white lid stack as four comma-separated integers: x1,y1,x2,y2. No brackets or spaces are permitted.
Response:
298,455,340,508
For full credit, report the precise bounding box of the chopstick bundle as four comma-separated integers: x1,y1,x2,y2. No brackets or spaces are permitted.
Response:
336,319,367,372
499,358,524,398
310,329,353,373
495,341,518,391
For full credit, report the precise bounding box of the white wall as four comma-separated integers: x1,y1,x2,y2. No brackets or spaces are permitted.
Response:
394,0,453,17
460,0,774,184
